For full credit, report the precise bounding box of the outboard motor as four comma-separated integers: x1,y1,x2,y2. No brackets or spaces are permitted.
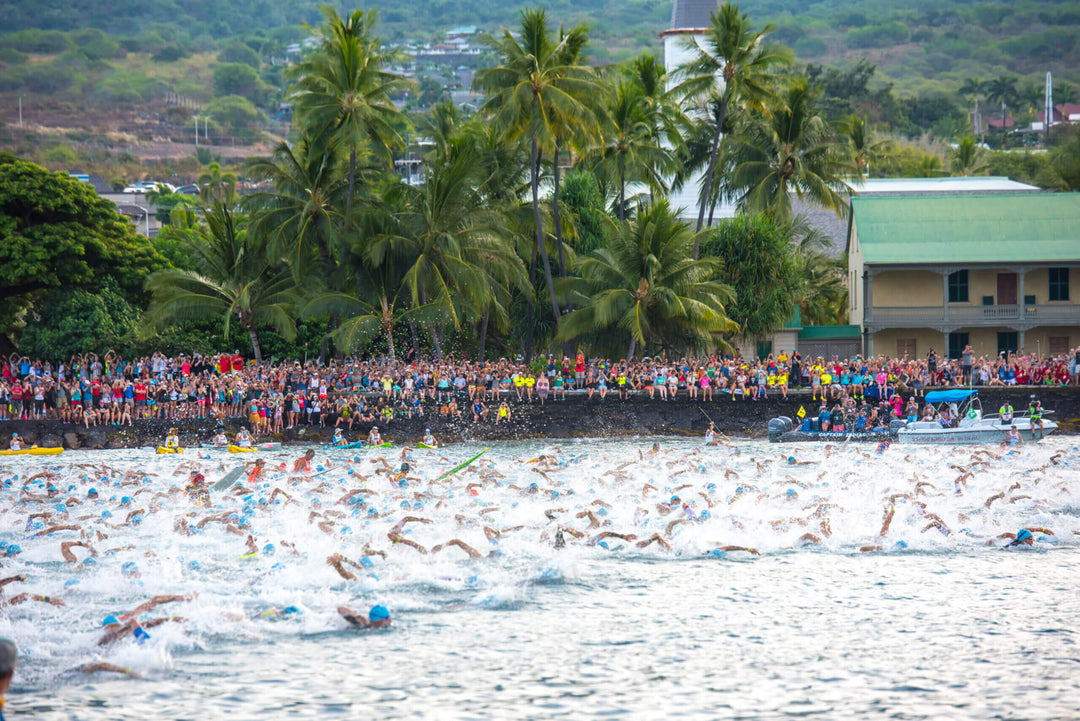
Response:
767,416,793,442
888,419,906,433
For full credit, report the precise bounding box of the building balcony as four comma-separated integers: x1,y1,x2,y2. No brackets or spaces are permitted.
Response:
864,303,1080,329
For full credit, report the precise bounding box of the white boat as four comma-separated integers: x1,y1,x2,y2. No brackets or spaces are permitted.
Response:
896,390,1057,444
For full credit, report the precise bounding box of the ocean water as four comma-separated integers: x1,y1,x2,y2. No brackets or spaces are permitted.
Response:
2,438,1078,719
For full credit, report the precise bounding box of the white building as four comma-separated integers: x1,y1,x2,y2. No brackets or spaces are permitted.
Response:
661,0,737,225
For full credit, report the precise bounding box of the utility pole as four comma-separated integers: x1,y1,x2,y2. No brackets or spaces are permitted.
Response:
1045,71,1053,145
18,95,24,127
194,115,200,146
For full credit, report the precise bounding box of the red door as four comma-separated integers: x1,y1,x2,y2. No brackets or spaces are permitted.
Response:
997,273,1017,305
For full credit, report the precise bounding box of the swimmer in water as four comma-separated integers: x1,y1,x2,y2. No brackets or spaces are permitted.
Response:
1000,425,1022,447
1007,528,1034,547
293,450,316,474
98,594,194,646
338,604,391,629
185,470,209,505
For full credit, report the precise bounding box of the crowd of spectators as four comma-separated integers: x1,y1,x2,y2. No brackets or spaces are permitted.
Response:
0,346,1076,433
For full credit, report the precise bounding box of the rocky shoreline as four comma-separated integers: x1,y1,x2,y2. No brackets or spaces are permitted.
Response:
1,388,1077,450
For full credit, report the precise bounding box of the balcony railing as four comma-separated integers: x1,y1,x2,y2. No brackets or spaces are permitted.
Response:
865,304,1080,327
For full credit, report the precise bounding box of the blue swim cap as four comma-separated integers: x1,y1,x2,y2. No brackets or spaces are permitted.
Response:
786,488,797,497
133,626,150,644
88,488,97,496
188,560,201,570
1016,529,1032,542
64,578,80,588
895,540,908,549
699,509,710,520
359,556,374,568
529,482,538,489
120,496,131,504
263,543,275,555
103,615,121,626
6,545,20,556
709,549,727,558
550,490,560,499
788,456,795,464
83,557,96,566
282,606,300,615
369,604,390,621
597,541,609,549
0,541,7,549
122,561,138,575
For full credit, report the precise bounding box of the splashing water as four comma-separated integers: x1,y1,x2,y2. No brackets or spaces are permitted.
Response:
1,438,1078,717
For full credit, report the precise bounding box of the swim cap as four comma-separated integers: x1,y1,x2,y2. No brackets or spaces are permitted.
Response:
1016,529,1032,542
102,615,121,627
188,560,201,570
88,488,98,496
786,488,797,497
263,543,275,555
788,456,795,463
282,606,300,615
5,545,20,556
369,605,390,621
121,561,138,576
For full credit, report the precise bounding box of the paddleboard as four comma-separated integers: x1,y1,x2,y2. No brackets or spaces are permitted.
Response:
436,447,489,481
157,447,184,454
416,443,439,450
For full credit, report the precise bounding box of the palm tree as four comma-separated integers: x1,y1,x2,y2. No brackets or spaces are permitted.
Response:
672,2,792,240
950,136,988,177
367,142,527,358
288,7,411,217
724,78,852,220
594,77,678,221
984,76,1018,124
198,162,237,203
143,204,298,361
245,139,349,280
558,200,737,360
835,115,894,179
475,9,600,334
958,77,986,135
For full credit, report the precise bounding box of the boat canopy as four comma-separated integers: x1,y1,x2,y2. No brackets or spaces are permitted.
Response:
925,389,978,404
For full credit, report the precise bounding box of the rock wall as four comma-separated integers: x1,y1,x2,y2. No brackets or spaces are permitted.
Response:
1,388,1077,449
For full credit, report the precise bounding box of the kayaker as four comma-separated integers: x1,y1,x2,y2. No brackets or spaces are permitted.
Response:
368,426,383,445
211,428,228,446
164,428,180,450
422,429,438,448
8,434,21,452
332,428,348,447
235,428,253,448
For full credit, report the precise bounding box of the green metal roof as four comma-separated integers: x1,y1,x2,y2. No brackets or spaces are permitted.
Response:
851,193,1080,264
798,325,862,340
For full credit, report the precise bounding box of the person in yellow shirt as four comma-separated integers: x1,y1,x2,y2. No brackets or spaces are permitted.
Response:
525,375,536,402
513,374,525,401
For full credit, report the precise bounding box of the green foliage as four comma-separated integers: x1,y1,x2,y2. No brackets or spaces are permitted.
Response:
2,28,71,53
213,62,271,105
41,144,80,165
846,21,909,49
69,28,120,60
218,41,261,68
700,214,802,340
560,170,610,256
0,158,167,342
205,95,266,138
17,284,139,359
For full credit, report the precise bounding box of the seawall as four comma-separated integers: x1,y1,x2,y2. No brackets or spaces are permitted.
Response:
1,388,1077,450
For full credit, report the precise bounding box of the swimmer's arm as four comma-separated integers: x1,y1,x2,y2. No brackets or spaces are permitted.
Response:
326,554,357,580
715,545,761,555
635,533,671,551
81,662,140,677
879,507,895,537
1025,527,1053,535
125,594,193,618
61,540,94,562
984,492,1005,509
665,518,686,536
0,574,25,588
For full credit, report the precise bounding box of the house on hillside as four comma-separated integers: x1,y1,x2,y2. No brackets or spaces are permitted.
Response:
848,192,1080,360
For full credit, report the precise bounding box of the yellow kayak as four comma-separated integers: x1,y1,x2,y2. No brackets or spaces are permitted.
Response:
0,446,64,456
228,445,257,453
157,446,184,454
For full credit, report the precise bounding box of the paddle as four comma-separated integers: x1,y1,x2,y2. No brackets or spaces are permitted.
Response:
212,466,246,491
436,447,489,482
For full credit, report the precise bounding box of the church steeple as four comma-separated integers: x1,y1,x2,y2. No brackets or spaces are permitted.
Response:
669,0,720,31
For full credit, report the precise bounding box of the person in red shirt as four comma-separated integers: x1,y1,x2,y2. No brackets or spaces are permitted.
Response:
90,379,102,410
231,353,244,374
134,381,147,418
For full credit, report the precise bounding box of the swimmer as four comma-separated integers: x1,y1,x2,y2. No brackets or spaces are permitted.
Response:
338,604,391,629
98,594,194,646
293,450,316,474
185,470,209,505
246,458,266,485
1000,425,1022,447
1007,528,1034,547
80,662,140,678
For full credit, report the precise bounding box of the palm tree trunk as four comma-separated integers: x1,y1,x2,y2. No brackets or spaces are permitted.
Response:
430,323,443,360
627,336,637,362
531,136,561,327
619,164,626,222
552,143,567,279
695,98,728,253
524,239,538,363
383,307,396,362
345,147,357,220
243,315,263,362
478,309,489,362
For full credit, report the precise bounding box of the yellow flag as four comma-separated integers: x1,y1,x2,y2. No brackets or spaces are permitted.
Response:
797,405,806,419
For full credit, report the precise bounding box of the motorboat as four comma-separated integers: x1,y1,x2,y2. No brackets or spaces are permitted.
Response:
896,390,1056,444
767,415,904,443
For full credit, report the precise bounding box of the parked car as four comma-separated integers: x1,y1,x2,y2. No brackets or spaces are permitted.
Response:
175,184,200,195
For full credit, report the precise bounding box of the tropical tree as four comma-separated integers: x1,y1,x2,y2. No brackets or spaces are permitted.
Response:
672,2,792,240
558,200,736,360
593,76,678,221
984,75,1018,130
950,136,988,176
724,78,852,220
198,161,237,203
142,204,299,361
367,141,527,358
475,9,600,335
835,115,894,179
288,7,410,217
